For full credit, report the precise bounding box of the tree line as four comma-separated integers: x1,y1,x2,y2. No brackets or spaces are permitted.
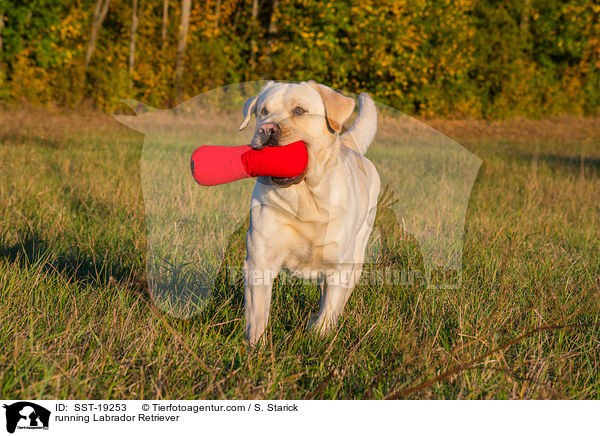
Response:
0,0,598,118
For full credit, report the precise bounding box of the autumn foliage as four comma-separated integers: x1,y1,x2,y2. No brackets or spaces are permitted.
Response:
0,0,598,118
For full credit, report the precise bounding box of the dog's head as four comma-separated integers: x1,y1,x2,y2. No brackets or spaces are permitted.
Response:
239,81,355,186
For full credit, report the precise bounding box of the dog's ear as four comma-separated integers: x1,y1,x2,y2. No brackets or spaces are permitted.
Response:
239,81,277,131
239,95,258,131
309,81,355,133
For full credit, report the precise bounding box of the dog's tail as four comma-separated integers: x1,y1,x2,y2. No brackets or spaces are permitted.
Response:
341,92,377,155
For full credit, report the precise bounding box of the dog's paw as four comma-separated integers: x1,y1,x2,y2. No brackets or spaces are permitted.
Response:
308,315,336,337
245,324,268,347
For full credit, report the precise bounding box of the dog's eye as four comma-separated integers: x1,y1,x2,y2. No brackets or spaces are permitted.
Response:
260,107,268,116
293,106,306,115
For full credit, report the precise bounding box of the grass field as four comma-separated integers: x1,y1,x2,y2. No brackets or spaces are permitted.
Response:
0,107,599,399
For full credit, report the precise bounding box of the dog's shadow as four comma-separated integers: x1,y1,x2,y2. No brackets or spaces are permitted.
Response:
0,230,148,298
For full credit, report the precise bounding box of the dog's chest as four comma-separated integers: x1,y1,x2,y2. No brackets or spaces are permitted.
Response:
280,218,343,279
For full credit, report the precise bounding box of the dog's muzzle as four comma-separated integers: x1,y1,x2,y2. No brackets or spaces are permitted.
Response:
251,122,281,150
252,123,307,187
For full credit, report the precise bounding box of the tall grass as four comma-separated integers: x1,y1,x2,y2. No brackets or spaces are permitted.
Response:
0,108,599,399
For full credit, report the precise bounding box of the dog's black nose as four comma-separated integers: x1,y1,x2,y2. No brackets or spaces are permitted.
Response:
259,123,280,139
252,122,281,149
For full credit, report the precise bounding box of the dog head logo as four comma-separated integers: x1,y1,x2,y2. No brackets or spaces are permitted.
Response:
3,402,50,434
115,81,481,318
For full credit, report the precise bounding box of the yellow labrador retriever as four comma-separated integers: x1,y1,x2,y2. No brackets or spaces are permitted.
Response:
239,81,380,344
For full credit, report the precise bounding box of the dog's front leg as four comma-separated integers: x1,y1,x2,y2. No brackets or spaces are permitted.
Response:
244,260,279,345
244,203,290,345
311,265,363,335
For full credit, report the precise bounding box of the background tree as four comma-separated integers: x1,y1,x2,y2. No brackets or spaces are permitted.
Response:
175,0,191,102
0,11,4,76
249,0,258,71
128,0,138,78
161,0,168,47
85,0,110,68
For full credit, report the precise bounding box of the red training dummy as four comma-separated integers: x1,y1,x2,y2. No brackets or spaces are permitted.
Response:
190,140,308,186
